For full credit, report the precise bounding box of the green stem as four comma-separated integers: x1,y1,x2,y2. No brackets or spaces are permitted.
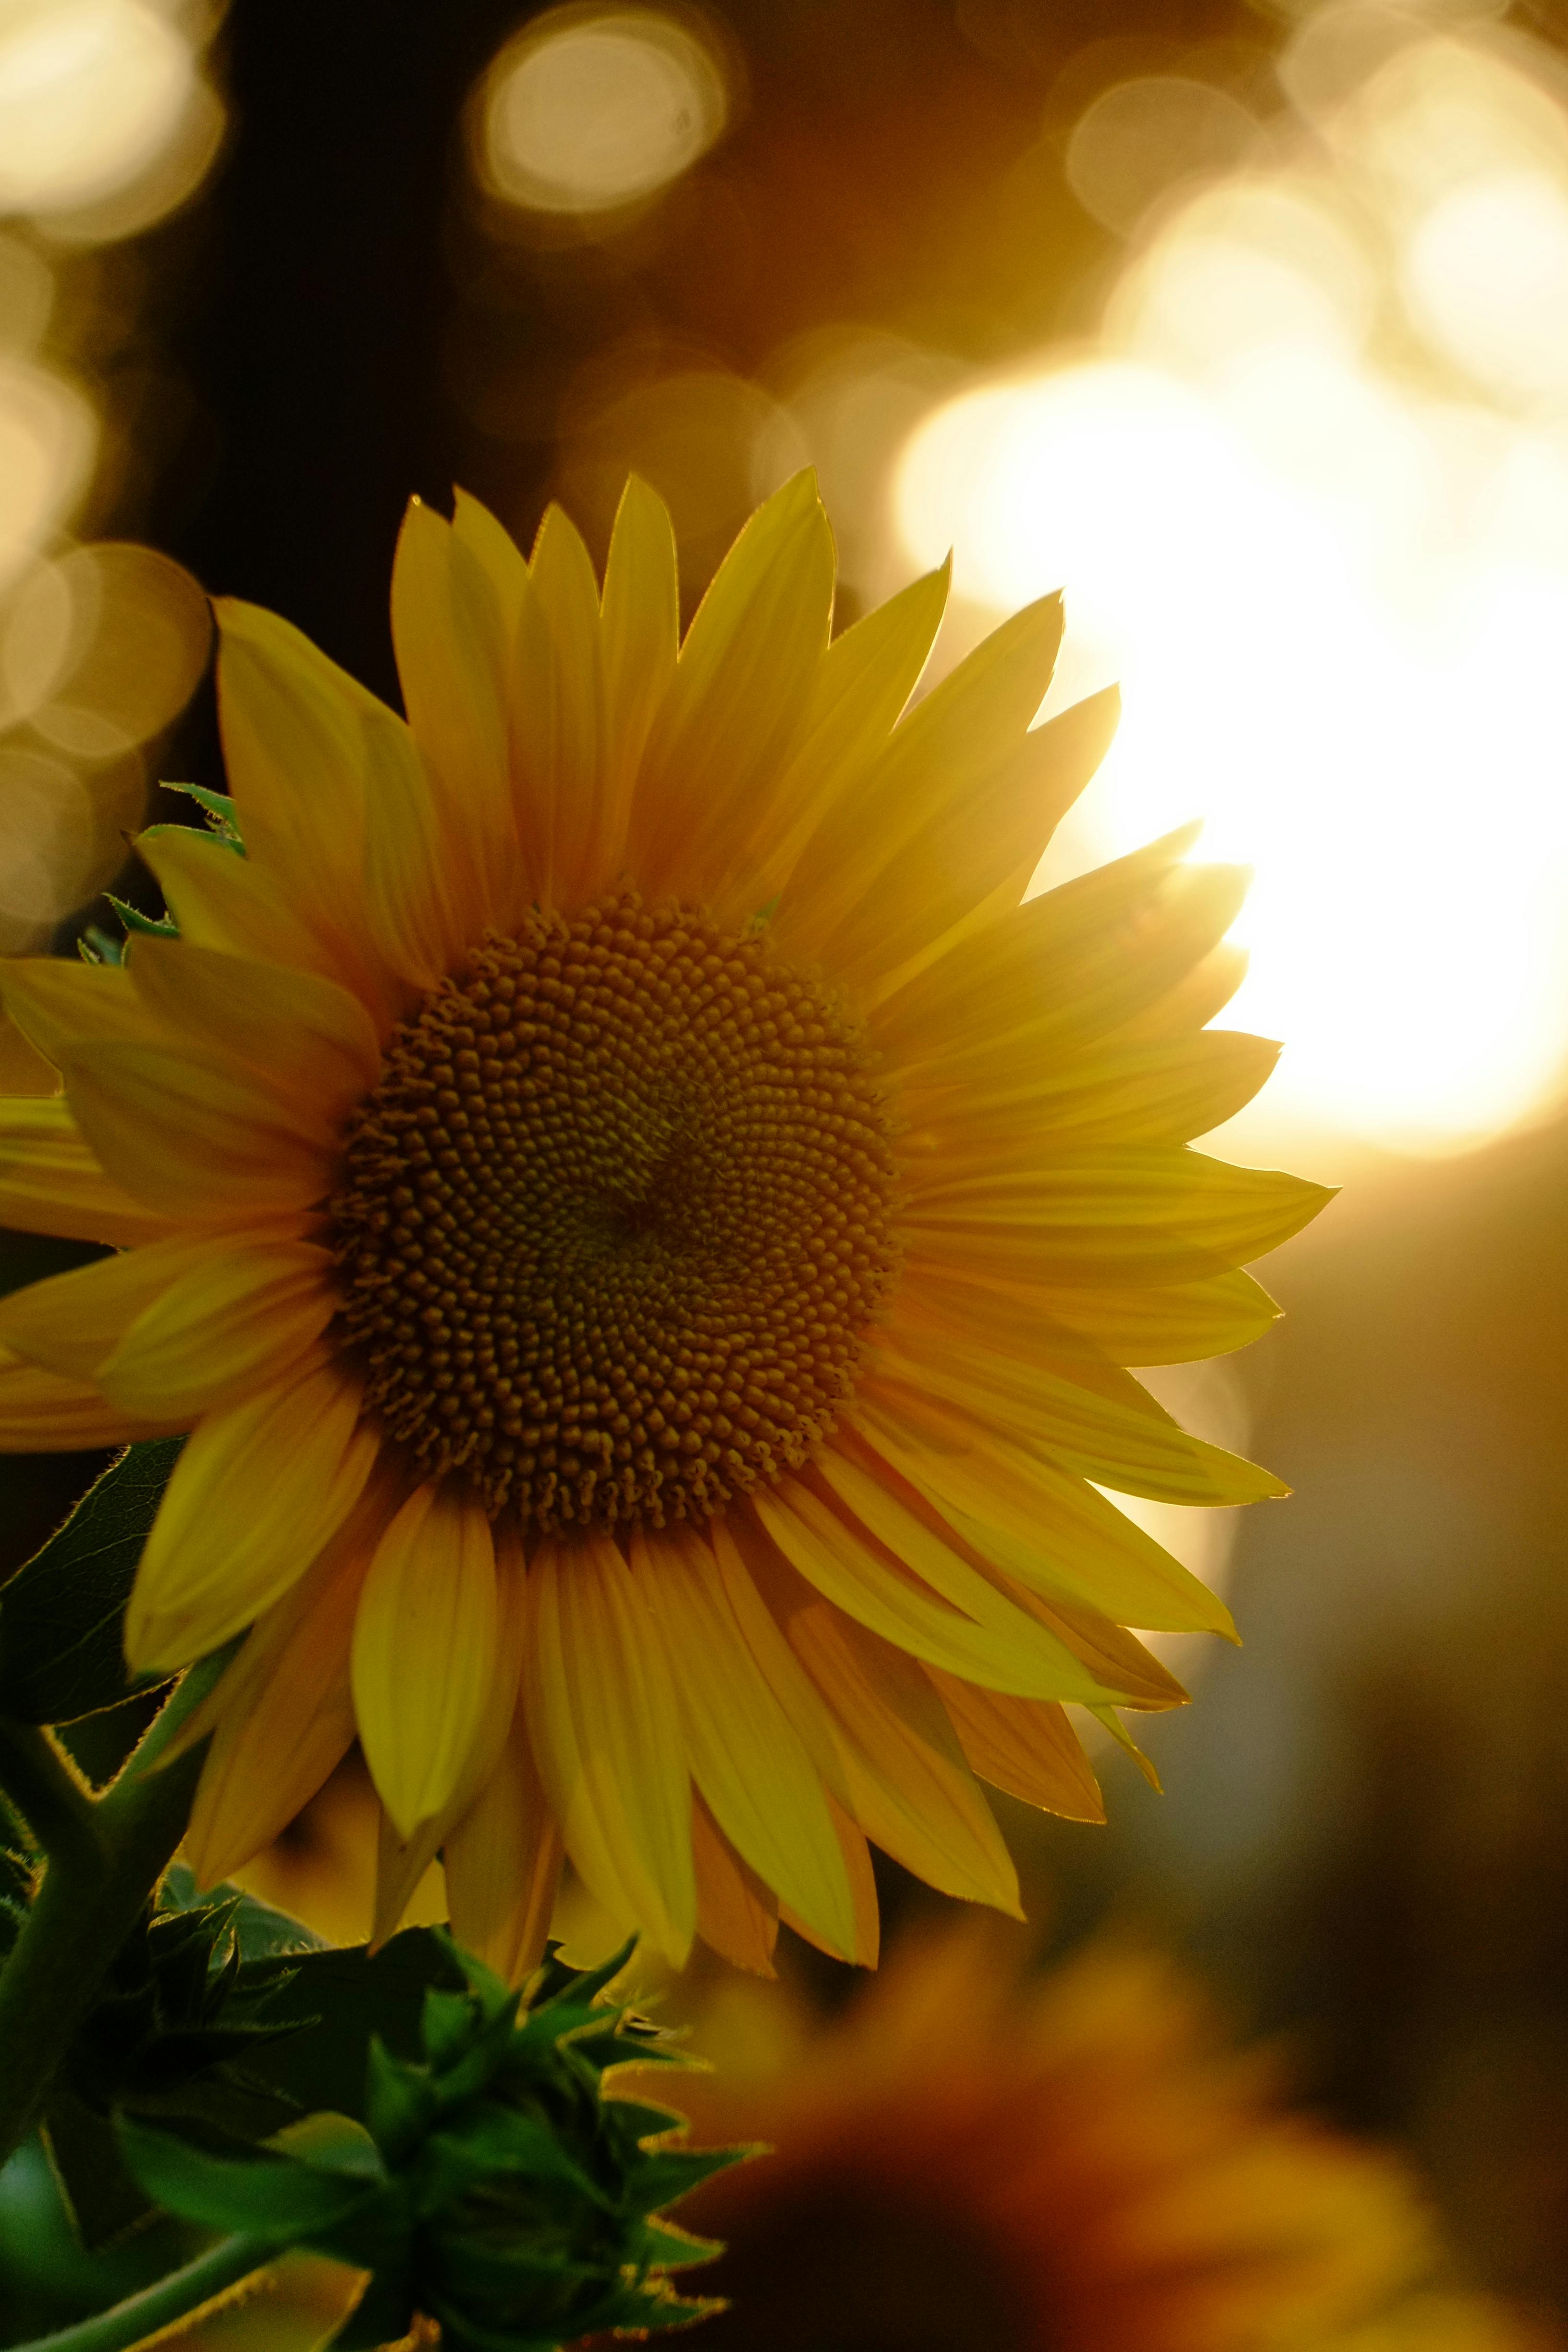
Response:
0,1721,105,1878
10,2232,280,2352
0,1650,233,2168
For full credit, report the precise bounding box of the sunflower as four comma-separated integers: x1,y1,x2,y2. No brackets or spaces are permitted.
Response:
625,1928,1548,2352
0,474,1326,1974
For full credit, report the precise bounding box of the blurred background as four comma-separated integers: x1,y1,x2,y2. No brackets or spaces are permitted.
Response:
1,0,1568,2334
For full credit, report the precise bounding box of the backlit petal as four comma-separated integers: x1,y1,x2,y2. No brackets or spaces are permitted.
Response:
0,1096,176,1246
445,1711,565,1986
390,498,519,935
97,1242,337,1422
637,1521,857,1962
62,1040,338,1222
352,1482,499,1841
0,1345,162,1450
127,1361,376,1671
183,1481,389,1886
926,1670,1105,1824
599,476,678,866
127,938,381,1123
627,471,834,908
522,1532,695,1966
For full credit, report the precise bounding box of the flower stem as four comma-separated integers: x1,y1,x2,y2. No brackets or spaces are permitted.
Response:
8,2232,280,2352
0,1721,105,1878
0,1649,233,2168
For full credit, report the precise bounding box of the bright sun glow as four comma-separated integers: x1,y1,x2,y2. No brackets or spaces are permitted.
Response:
894,15,1568,1157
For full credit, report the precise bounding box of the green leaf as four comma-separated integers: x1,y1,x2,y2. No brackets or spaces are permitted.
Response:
269,2110,388,2180
117,2112,384,2239
0,1438,183,1722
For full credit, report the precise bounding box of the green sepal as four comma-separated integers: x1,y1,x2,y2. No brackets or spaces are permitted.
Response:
234,1926,469,2121
159,1864,327,1961
104,893,178,941
628,2143,748,2214
365,2037,439,2159
160,783,244,848
607,2098,693,2144
77,925,124,966
0,1437,183,1723
116,2112,384,2238
634,2217,727,2271
414,2111,610,2214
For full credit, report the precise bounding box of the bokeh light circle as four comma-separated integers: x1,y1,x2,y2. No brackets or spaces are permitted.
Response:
478,4,726,217
0,0,194,219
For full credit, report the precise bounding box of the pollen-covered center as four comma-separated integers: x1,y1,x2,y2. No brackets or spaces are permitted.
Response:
330,892,900,1536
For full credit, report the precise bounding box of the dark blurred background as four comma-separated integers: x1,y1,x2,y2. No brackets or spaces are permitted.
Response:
0,0,1566,2326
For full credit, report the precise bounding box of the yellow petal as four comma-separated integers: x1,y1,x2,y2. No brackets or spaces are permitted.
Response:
773,592,1063,969
599,475,678,863
0,1095,176,1246
508,506,604,908
0,1345,161,1450
0,957,162,1066
852,1387,1235,1637
127,939,382,1125
453,486,528,635
749,1474,1120,1701
0,1236,222,1380
359,694,474,997
902,1029,1282,1154
351,1481,499,1841
445,1712,565,1986
691,1797,779,1976
627,471,834,908
62,1040,338,1221
127,1361,376,1671
855,686,1123,1004
371,1523,529,1945
97,1242,337,1421
707,560,950,932
135,824,351,997
808,1444,1147,1693
753,1542,1021,1916
213,600,391,1016
870,1324,1286,1507
1030,1268,1282,1363
926,1670,1105,1824
870,832,1231,1077
637,1521,857,1962
902,1149,1334,1289
390,498,519,936
182,1484,385,1886
522,1531,695,1966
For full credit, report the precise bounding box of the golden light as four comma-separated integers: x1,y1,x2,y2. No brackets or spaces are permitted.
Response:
1404,172,1568,404
1065,76,1261,238
888,16,1568,1161
478,4,726,218
0,0,196,220
0,360,94,593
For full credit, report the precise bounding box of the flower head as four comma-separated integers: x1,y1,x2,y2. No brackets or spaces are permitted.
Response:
635,1927,1543,2352
0,474,1327,1971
